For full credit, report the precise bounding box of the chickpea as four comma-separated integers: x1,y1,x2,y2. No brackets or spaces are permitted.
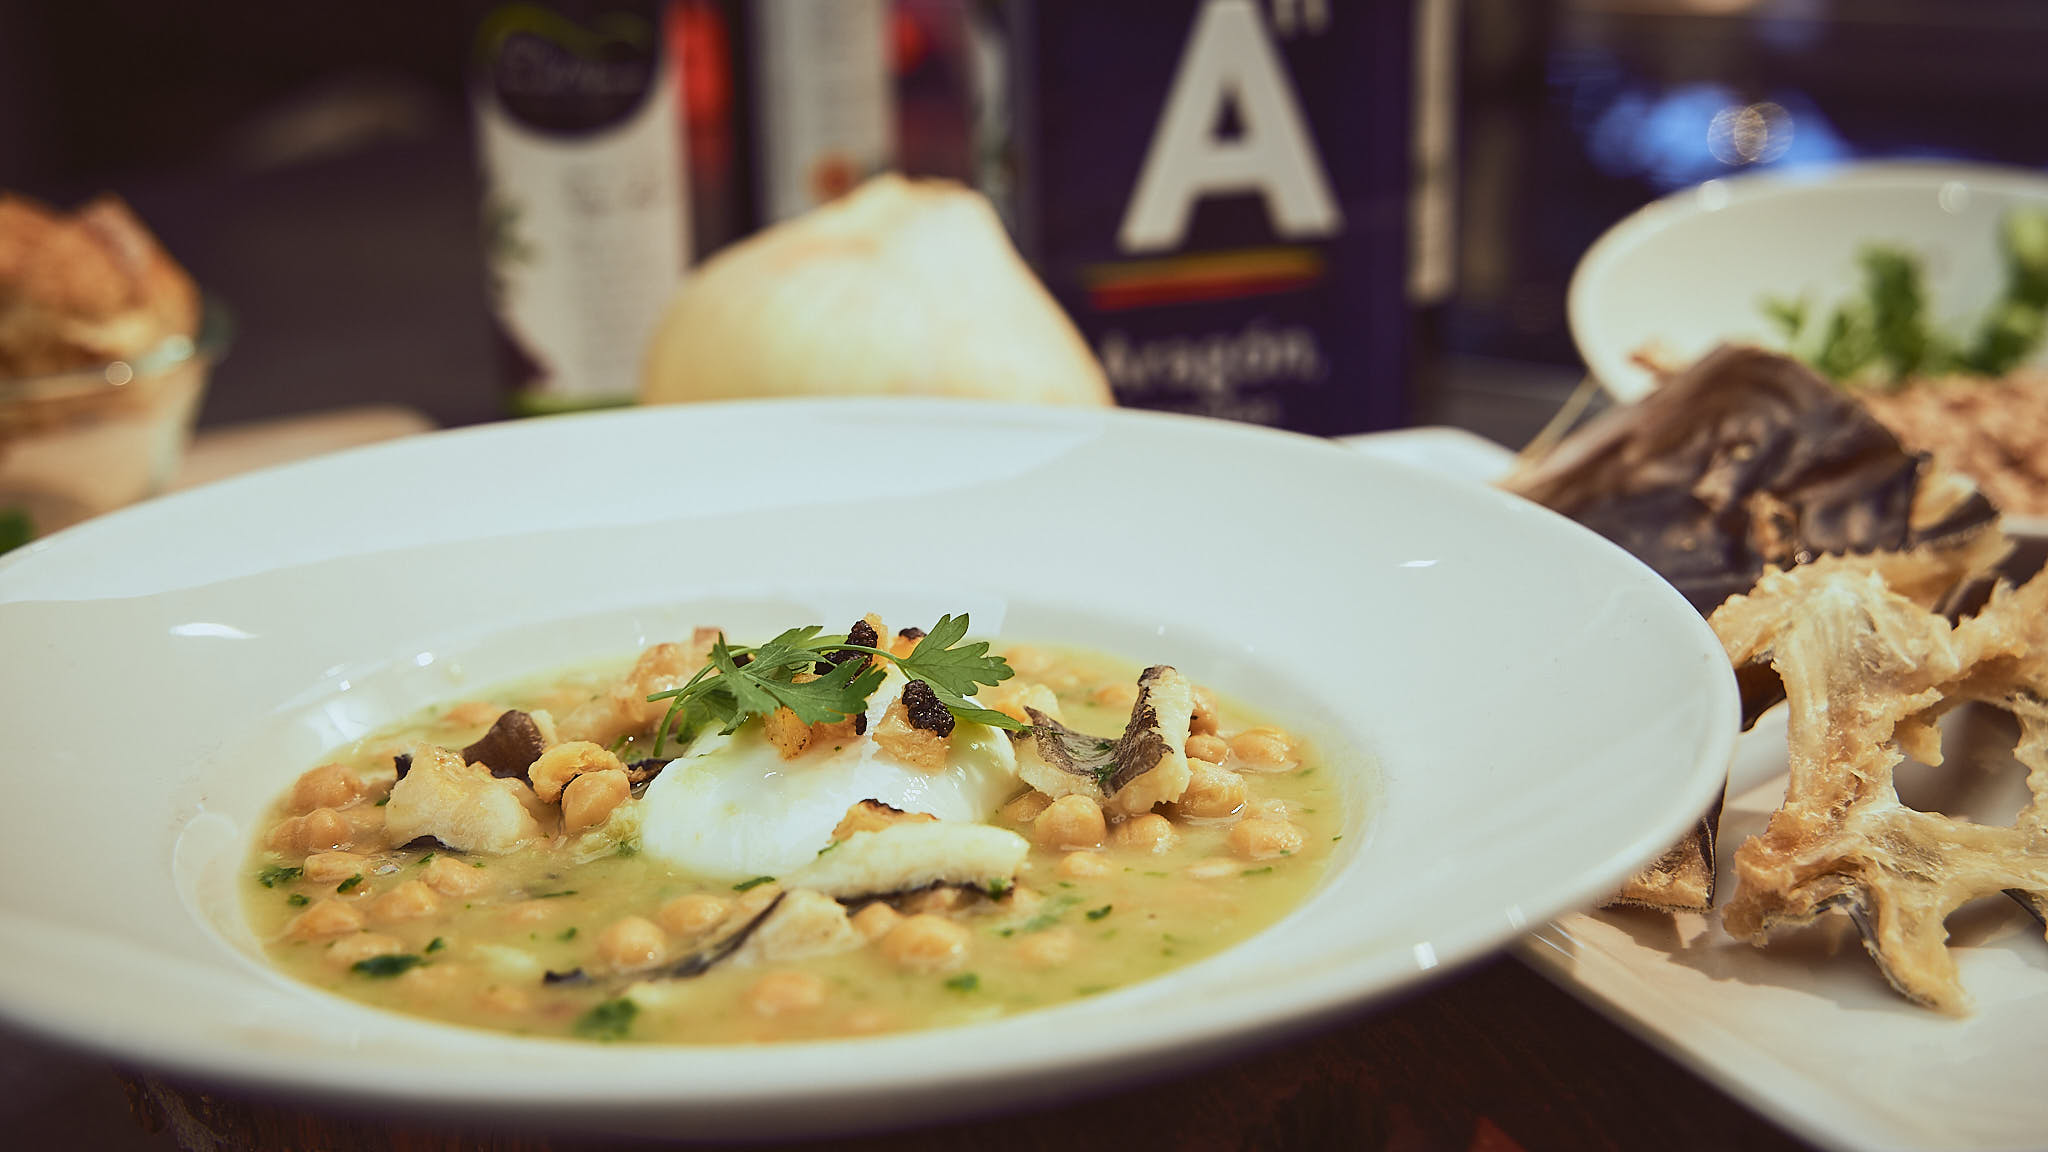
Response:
1032,794,1106,850
1000,790,1052,824
527,740,627,804
1111,813,1178,855
325,932,405,969
596,916,667,971
984,682,1062,728
1002,646,1053,677
1171,766,1246,820
302,850,369,884
561,767,630,832
286,899,364,940
879,914,970,973
369,879,441,924
1015,927,1076,968
476,983,533,1016
658,893,729,938
1228,726,1296,772
269,807,352,855
291,763,362,812
441,700,502,728
1228,817,1305,860
1189,686,1222,736
900,887,965,915
1056,850,1112,880
850,902,900,941
842,1007,892,1034
396,960,466,996
1184,732,1230,765
422,854,487,897
343,806,390,852
732,882,782,920
1247,797,1291,822
744,970,827,1017
1090,681,1139,711
504,900,557,926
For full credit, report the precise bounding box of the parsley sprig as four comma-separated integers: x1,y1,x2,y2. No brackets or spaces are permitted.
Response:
648,614,1022,756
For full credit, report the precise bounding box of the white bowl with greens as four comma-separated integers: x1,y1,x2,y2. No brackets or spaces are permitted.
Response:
1569,161,2048,402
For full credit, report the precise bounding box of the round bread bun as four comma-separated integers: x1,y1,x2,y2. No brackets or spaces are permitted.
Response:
642,174,1112,407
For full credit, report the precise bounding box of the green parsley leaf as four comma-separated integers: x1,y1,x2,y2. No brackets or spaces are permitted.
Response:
351,954,422,978
984,877,1014,900
944,972,980,993
894,615,1017,708
336,874,364,894
416,852,436,866
0,507,32,555
733,875,776,892
425,936,446,953
286,893,310,907
573,997,639,1042
645,613,1022,755
558,926,579,941
256,865,302,889
1085,904,1113,921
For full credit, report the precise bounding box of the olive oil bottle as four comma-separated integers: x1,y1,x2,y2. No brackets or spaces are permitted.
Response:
471,0,701,414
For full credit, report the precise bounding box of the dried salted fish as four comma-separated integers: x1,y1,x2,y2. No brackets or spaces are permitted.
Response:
1018,665,1195,817
1503,344,2000,617
1504,345,2008,911
1711,556,2048,1013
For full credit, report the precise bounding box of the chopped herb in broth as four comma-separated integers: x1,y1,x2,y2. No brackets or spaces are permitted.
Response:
245,614,1343,1043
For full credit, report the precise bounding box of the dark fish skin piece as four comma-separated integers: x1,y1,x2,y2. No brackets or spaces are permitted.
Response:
1023,666,1178,797
1506,344,1997,624
534,893,789,993
624,757,671,798
649,892,786,980
461,710,551,779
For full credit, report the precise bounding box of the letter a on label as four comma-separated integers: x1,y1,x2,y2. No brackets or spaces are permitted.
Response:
1118,0,1343,254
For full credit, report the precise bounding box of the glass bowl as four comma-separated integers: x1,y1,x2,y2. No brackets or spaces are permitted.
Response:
0,299,231,549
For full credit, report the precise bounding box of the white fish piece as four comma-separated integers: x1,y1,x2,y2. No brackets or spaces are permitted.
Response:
783,821,1029,899
383,745,545,855
729,889,865,966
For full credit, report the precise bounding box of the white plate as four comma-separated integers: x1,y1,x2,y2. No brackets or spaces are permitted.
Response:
1346,428,2048,1152
0,401,1734,1140
1569,161,2048,404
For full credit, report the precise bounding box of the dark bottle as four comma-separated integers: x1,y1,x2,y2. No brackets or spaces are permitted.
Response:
472,0,706,413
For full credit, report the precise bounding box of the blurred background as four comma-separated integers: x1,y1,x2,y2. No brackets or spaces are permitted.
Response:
3,0,2047,438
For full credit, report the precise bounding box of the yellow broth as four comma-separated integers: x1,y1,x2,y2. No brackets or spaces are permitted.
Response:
244,639,1344,1043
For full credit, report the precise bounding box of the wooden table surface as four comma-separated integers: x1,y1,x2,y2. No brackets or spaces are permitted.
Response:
6,952,1812,1152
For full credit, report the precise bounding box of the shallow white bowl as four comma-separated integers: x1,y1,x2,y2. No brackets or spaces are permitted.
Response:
0,400,1735,1139
1570,161,2048,403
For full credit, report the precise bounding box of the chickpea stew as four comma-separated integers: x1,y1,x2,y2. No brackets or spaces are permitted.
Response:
245,616,1343,1044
